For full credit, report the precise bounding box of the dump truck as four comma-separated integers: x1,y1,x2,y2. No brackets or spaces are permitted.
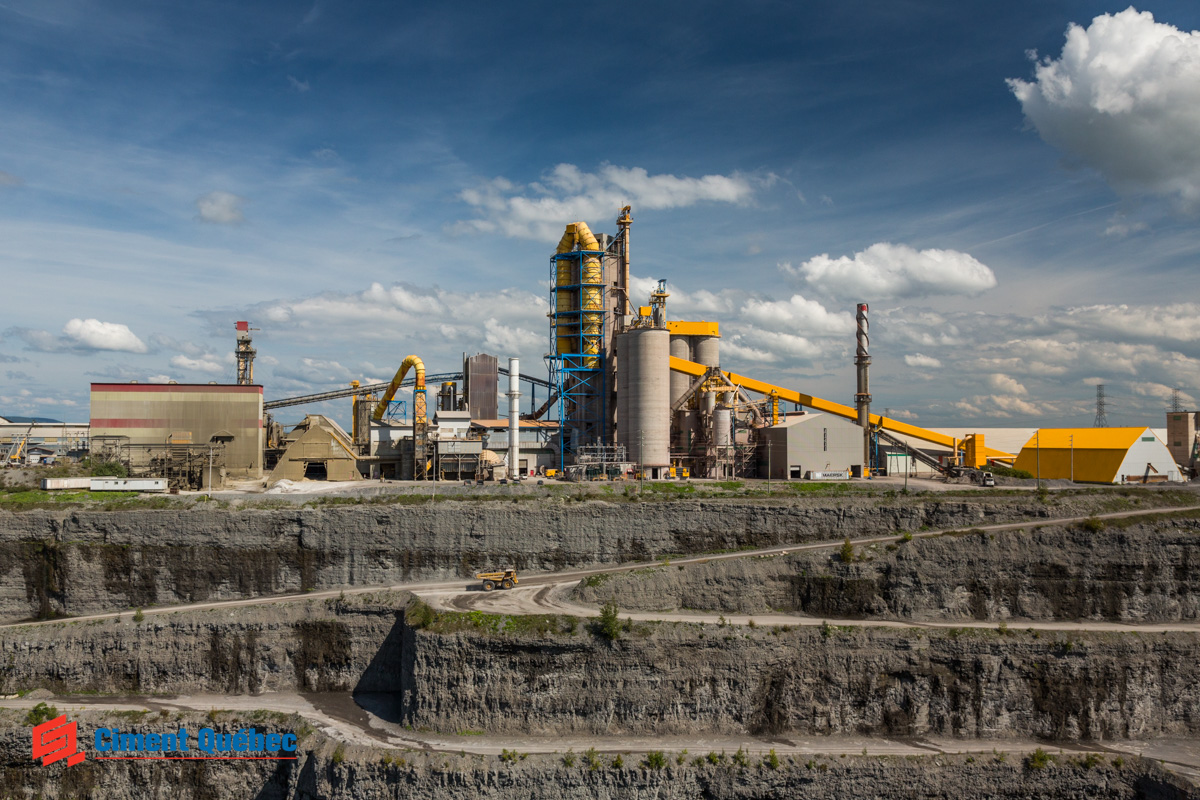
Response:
475,569,519,591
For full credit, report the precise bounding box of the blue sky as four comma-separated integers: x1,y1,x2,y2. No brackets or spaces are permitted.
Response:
2,1,1199,429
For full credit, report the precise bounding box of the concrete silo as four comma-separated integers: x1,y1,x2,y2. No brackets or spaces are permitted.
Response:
616,327,671,475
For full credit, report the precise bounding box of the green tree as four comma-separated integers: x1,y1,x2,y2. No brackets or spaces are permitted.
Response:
24,703,58,727
839,537,855,563
595,600,622,641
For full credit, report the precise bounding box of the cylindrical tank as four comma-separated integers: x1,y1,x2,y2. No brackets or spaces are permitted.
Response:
678,409,699,449
508,358,520,478
713,407,732,447
692,335,720,368
669,335,691,406
616,329,670,467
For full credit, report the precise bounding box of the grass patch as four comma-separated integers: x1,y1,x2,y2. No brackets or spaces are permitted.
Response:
404,599,579,638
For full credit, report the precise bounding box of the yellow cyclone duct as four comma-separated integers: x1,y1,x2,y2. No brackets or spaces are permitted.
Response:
553,221,604,367
372,355,426,421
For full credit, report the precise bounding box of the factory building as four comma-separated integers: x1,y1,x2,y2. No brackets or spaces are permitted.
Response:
89,383,263,488
1012,428,1182,484
757,413,863,480
267,415,362,486
1166,411,1199,474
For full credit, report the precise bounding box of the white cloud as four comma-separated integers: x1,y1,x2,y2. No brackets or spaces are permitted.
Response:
1008,8,1200,210
904,353,942,369
988,373,1028,395
147,374,173,384
1104,213,1148,238
0,171,22,187
792,243,997,299
169,354,226,374
63,318,148,353
453,163,756,240
1130,381,1195,406
195,191,246,225
287,75,310,92
740,294,853,336
1060,302,1200,343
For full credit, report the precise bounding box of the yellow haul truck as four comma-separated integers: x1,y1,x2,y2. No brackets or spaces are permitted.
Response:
475,569,519,591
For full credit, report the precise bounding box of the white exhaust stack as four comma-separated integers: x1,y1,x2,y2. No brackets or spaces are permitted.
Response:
507,357,521,479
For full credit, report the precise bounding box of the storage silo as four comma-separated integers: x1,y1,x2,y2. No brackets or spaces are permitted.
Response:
669,335,691,406
713,407,732,447
616,328,670,469
692,335,720,368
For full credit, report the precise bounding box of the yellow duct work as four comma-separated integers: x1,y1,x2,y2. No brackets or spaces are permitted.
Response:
554,221,605,367
668,355,1014,460
372,355,426,421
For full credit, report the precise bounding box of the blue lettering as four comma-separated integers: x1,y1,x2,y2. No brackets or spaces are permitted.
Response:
198,728,215,754
146,733,161,750
247,729,265,751
179,728,189,751
118,733,145,751
95,729,112,752
233,731,247,751
280,734,297,752
266,733,281,751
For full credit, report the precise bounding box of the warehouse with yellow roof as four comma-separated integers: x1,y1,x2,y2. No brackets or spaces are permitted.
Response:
1012,428,1183,484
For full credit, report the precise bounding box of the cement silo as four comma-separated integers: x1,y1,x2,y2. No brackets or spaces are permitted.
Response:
669,334,691,406
616,328,670,471
692,334,720,369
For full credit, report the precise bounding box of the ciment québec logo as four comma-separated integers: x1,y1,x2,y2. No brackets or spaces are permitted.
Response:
33,713,299,767
32,715,86,768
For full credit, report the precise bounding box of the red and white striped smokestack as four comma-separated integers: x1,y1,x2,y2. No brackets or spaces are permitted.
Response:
854,303,871,474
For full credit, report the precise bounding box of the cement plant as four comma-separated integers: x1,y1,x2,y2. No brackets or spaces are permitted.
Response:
2,210,1199,799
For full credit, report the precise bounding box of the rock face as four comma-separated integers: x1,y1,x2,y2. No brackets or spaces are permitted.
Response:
574,517,1200,622
0,494,1163,622
403,618,1200,741
3,712,1194,800
3,595,1200,743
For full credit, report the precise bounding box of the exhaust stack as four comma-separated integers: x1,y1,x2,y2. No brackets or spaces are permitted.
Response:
508,357,521,480
855,303,871,474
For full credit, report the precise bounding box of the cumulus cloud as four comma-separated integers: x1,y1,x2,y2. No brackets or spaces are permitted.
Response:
904,353,942,369
1008,8,1200,210
0,171,22,187
195,191,246,225
61,319,147,352
453,163,756,240
1059,302,1200,344
169,354,226,374
740,294,853,336
791,243,997,299
1130,381,1195,406
988,373,1028,395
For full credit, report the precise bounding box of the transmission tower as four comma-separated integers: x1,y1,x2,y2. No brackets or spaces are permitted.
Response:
1093,384,1108,427
1171,387,1184,413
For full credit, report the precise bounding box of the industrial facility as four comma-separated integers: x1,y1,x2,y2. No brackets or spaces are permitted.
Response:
3,206,1195,489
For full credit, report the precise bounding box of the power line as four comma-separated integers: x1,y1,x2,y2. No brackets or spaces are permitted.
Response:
1093,384,1108,428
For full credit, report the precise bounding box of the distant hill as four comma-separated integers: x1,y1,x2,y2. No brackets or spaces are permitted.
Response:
0,415,64,424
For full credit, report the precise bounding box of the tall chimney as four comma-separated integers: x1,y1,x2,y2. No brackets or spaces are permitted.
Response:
854,303,871,474
508,357,521,480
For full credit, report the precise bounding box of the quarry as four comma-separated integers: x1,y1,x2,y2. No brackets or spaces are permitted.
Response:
0,482,1198,798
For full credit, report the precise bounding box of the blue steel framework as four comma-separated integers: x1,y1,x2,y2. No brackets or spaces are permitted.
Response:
548,249,608,471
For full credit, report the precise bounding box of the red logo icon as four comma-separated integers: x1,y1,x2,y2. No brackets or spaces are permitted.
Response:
32,715,86,768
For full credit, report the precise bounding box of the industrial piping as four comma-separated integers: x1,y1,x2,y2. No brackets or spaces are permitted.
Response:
507,357,521,479
372,355,426,421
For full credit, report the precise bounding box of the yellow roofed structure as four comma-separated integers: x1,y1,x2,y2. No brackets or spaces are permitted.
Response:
1013,427,1183,484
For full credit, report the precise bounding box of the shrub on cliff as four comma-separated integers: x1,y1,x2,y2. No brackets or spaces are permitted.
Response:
593,600,622,641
